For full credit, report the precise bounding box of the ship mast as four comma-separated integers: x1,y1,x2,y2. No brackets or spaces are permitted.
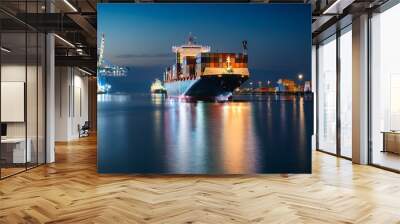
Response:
188,32,196,45
242,40,248,55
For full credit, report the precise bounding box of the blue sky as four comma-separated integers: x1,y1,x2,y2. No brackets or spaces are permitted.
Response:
98,4,311,92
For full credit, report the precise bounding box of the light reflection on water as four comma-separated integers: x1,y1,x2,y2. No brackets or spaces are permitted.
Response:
98,93,313,174
98,93,131,103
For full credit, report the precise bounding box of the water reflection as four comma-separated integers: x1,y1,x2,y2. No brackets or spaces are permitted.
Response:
98,93,313,174
221,103,258,173
151,93,165,105
98,92,131,103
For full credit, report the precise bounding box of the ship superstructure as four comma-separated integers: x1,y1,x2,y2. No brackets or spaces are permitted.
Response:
163,35,249,100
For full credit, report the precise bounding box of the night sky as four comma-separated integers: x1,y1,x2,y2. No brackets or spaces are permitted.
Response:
98,4,311,93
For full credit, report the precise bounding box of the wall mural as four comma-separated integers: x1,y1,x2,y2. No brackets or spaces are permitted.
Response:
97,3,313,174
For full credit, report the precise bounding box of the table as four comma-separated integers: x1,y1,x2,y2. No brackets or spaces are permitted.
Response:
1,138,31,163
382,131,400,154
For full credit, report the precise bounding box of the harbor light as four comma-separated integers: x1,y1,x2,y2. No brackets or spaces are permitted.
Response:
298,74,303,80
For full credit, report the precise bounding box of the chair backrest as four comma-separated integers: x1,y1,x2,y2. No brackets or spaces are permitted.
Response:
82,121,90,129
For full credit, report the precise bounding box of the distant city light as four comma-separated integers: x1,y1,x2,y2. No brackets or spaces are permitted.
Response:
298,74,303,80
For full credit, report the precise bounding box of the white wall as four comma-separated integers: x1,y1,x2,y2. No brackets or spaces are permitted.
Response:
1,64,26,81
72,72,89,138
55,67,89,141
55,67,69,141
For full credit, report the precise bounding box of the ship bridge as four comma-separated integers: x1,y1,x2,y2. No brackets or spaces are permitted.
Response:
172,45,211,64
172,35,211,64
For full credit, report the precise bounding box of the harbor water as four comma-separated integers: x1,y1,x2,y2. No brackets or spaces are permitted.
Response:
98,93,313,174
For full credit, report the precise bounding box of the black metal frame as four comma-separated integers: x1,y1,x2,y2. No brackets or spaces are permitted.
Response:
367,11,373,166
315,44,319,152
0,0,47,180
336,27,341,158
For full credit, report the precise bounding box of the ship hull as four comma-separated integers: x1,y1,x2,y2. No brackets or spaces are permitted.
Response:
165,75,248,100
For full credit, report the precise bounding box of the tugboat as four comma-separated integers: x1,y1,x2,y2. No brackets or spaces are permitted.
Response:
163,35,250,101
150,79,167,94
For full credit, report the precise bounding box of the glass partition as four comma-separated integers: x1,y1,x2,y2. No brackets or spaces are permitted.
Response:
339,26,352,158
370,3,400,171
317,35,337,154
0,1,46,179
1,31,28,177
27,30,38,169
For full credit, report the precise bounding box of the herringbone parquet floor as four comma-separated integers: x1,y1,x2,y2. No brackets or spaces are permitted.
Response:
1,135,400,224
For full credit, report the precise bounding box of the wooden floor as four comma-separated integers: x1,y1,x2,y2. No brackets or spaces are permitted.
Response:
1,135,400,223
1,167,26,178
372,151,400,171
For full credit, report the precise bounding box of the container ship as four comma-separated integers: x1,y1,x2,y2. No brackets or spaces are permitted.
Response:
163,36,249,101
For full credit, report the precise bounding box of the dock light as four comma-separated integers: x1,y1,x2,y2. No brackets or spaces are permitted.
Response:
63,0,78,12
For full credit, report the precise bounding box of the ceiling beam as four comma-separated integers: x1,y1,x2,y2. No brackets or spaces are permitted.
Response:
55,55,96,71
67,13,97,40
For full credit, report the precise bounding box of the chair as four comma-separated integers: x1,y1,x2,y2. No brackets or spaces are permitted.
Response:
78,121,90,138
